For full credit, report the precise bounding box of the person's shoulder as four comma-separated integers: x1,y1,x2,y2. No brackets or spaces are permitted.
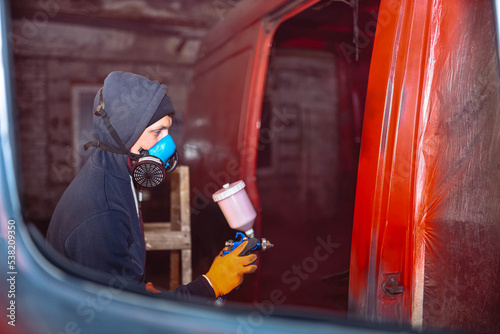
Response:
52,164,109,221
65,165,107,201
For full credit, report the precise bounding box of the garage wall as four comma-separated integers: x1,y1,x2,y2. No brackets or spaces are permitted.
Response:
10,0,242,231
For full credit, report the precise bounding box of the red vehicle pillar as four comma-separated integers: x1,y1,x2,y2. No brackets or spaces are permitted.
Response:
349,1,500,333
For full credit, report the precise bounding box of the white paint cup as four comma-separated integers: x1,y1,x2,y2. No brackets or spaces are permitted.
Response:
212,181,256,237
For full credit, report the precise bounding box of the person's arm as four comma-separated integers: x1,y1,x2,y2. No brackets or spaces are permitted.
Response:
65,211,257,301
146,276,215,301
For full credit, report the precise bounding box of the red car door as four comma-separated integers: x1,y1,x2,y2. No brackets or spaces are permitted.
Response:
350,0,500,332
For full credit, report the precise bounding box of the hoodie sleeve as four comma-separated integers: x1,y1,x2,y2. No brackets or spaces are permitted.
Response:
64,210,215,301
64,210,145,283
162,276,215,300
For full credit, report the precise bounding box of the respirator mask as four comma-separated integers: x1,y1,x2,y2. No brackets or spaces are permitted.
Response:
84,88,178,188
133,134,178,188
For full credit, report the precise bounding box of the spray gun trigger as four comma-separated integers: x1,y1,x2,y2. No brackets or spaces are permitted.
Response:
237,237,259,257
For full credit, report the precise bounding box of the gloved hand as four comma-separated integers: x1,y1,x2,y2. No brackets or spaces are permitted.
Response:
205,239,258,298
145,282,161,294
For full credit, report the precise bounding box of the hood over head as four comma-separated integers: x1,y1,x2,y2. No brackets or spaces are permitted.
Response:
92,72,169,151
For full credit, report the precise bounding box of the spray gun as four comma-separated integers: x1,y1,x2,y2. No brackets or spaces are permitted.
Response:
213,181,273,253
212,181,273,302
222,232,273,255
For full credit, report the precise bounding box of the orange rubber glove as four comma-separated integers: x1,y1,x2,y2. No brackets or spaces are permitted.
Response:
145,282,162,294
205,239,258,298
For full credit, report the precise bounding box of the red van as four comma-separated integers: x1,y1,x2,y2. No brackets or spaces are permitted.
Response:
1,0,499,333
183,0,500,333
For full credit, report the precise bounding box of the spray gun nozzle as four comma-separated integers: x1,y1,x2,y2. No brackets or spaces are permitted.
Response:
261,238,274,251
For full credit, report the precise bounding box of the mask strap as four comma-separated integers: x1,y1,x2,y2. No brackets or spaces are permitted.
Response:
84,88,141,160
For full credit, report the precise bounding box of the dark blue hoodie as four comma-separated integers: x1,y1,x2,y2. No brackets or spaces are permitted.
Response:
46,72,214,300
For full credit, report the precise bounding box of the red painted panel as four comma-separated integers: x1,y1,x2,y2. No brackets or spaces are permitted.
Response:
186,0,500,331
349,0,410,323
349,0,500,332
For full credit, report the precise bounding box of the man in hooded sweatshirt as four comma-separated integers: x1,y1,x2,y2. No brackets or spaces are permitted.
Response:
46,71,257,300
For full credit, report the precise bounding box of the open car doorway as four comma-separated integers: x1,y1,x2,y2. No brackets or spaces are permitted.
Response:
256,0,379,312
